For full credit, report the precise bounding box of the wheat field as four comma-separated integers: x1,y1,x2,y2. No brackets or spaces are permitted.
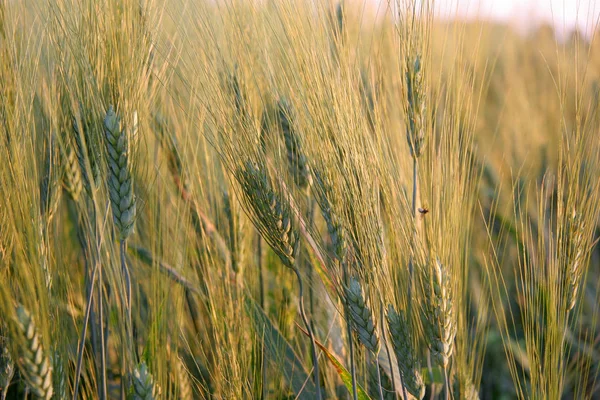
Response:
1,0,600,399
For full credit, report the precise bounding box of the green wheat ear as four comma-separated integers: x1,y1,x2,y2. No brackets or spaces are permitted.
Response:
346,276,380,354
104,105,137,240
14,306,53,400
131,362,160,400
387,305,425,400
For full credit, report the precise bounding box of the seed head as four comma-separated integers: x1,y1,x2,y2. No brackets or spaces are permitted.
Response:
131,362,159,400
237,161,299,268
387,305,425,400
405,55,426,158
346,277,380,354
421,259,456,369
104,106,137,240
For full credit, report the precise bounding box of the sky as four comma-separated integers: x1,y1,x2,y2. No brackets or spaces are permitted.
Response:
432,0,600,38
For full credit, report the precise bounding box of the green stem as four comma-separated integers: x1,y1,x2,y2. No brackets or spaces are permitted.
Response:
307,199,316,331
443,366,450,400
344,264,358,400
73,256,98,400
375,356,384,400
380,303,397,397
119,239,133,398
292,266,322,400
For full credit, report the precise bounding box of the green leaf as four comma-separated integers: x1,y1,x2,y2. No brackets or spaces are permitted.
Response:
245,296,317,399
296,324,372,400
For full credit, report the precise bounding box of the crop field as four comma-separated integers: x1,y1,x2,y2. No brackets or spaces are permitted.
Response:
1,0,600,399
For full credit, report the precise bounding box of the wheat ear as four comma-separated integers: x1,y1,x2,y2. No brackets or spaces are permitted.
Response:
453,373,480,400
346,277,380,354
236,161,322,399
104,105,136,240
387,305,425,400
278,99,313,192
72,107,101,194
564,209,585,312
174,355,193,400
14,306,53,400
422,258,456,399
62,142,83,202
346,277,383,399
104,106,136,396
131,362,160,400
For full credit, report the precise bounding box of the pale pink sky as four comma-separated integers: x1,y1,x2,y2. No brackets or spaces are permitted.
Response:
433,0,600,37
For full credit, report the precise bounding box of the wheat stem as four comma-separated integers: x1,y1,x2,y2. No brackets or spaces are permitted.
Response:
343,264,358,400
443,366,450,400
380,302,397,397
73,257,99,400
293,265,322,400
375,356,384,400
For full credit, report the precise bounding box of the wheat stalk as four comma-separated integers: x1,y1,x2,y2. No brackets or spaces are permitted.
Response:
223,189,245,276
387,305,425,400
40,135,61,222
453,372,480,400
174,355,193,400
14,306,53,400
51,351,66,400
